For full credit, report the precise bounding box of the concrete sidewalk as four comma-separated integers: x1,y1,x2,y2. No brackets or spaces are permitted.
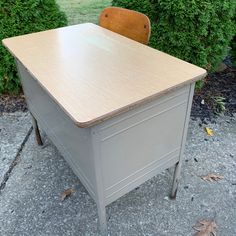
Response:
0,112,235,236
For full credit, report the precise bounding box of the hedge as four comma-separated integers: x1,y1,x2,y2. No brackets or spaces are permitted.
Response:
0,0,67,94
112,0,236,72
231,36,236,67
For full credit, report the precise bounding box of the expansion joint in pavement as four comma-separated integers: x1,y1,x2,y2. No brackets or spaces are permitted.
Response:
0,126,33,193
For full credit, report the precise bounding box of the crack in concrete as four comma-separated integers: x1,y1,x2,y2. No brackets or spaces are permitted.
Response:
0,126,33,193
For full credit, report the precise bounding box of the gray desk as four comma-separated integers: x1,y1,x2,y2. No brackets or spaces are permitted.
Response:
3,23,207,235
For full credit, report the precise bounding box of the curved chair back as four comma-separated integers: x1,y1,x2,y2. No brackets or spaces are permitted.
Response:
99,7,151,45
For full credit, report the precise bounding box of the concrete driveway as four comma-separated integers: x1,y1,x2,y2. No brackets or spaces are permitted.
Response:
0,112,235,235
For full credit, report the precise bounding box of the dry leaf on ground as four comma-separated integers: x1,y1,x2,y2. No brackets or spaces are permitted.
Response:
61,188,76,201
193,219,217,236
205,127,214,136
201,173,223,182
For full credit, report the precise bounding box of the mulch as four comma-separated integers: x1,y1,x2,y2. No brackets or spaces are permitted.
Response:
0,93,27,113
191,67,236,121
0,66,235,121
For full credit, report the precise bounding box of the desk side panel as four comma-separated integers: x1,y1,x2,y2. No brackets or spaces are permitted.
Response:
17,61,96,200
98,86,190,205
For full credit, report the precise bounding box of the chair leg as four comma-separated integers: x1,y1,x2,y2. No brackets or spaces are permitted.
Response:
170,162,181,199
30,113,43,146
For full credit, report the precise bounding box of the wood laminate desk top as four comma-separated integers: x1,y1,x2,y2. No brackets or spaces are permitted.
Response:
3,23,207,127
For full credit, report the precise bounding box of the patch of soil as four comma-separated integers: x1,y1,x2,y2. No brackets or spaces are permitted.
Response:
0,92,27,113
191,67,236,121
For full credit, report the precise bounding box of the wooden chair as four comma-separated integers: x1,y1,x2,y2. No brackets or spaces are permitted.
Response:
99,7,151,45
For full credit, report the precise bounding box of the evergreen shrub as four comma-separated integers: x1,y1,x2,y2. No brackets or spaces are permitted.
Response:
112,0,236,72
0,0,67,93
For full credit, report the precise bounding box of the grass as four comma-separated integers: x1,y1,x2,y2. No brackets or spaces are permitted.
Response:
56,0,111,25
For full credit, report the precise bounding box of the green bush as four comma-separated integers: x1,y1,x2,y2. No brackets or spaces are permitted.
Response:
230,14,236,67
112,0,236,71
0,0,67,94
231,35,236,67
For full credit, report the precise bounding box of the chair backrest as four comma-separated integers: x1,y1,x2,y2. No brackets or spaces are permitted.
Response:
99,7,151,45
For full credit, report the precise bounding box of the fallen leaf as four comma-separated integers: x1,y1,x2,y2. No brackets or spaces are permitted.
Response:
205,127,214,136
193,219,217,236
61,188,76,201
201,173,223,182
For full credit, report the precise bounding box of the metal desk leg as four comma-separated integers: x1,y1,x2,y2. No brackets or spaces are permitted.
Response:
170,83,195,199
97,204,107,236
91,128,108,235
170,162,181,199
30,113,43,146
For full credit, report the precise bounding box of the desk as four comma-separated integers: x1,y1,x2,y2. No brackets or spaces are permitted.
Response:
3,23,206,235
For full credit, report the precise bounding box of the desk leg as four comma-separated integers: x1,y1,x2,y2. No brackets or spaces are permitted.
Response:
91,128,108,235
170,161,181,199
170,83,195,199
30,113,43,146
97,203,107,236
